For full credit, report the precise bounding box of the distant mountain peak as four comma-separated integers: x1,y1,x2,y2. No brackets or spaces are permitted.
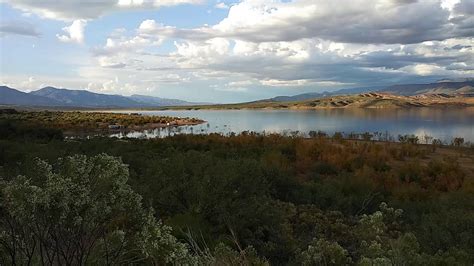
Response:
36,86,72,93
40,86,60,90
1,85,208,108
0,85,63,106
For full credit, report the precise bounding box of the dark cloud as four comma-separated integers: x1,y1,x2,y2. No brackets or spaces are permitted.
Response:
357,50,459,70
0,21,40,37
167,37,473,89
3,0,203,21
454,0,474,15
448,44,472,50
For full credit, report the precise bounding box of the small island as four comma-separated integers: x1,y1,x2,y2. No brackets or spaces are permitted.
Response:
0,109,204,136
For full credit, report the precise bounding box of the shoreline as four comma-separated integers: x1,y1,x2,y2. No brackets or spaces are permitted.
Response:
0,109,206,135
62,119,205,137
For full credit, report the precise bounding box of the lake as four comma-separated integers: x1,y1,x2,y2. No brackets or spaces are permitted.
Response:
108,108,474,143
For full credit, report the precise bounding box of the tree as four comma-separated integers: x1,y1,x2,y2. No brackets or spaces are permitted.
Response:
432,139,443,146
398,134,419,144
333,132,344,142
422,134,433,145
0,154,195,265
209,243,269,266
452,137,464,147
361,132,373,141
299,238,352,265
356,203,427,265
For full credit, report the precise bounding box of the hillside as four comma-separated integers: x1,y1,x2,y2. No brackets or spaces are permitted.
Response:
0,86,63,106
265,81,474,102
289,92,474,109
159,92,474,110
31,87,142,108
381,81,474,96
129,94,202,106
0,86,206,108
266,86,383,102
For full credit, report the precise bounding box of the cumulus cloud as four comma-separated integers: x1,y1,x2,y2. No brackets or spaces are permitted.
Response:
90,27,167,71
260,79,351,87
3,0,203,46
0,20,40,37
174,38,230,58
111,0,472,92
57,19,87,43
136,0,474,45
215,2,229,9
138,19,214,41
404,64,445,76
0,74,89,92
93,35,154,56
4,0,472,100
93,17,473,94
86,0,473,92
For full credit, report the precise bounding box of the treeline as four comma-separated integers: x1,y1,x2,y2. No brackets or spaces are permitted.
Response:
0,123,473,264
0,119,63,141
261,130,470,147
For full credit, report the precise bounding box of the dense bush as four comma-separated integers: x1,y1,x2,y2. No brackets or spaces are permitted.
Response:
0,120,63,141
0,126,473,264
0,154,196,265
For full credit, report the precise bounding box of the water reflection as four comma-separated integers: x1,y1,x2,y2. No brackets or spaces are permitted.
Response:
108,108,474,142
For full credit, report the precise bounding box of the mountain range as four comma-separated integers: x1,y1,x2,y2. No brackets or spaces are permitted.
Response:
0,86,206,108
1,80,473,108
264,80,474,102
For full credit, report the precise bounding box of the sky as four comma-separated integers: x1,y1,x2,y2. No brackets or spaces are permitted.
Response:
0,0,473,103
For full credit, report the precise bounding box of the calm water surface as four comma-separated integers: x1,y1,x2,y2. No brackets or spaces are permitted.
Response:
108,108,474,143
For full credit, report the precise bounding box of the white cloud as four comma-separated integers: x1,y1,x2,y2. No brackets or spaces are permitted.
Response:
212,80,253,92
57,19,87,43
92,17,474,95
215,2,229,9
172,38,230,67
228,80,253,87
260,79,314,87
402,64,446,76
87,76,143,94
259,79,350,87
213,0,471,44
4,0,472,101
134,0,473,45
94,35,155,56
413,64,444,76
0,74,89,91
3,0,203,48
441,0,461,10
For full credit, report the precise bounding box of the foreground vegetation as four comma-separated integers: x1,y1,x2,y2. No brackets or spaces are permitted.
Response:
1,118,473,265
